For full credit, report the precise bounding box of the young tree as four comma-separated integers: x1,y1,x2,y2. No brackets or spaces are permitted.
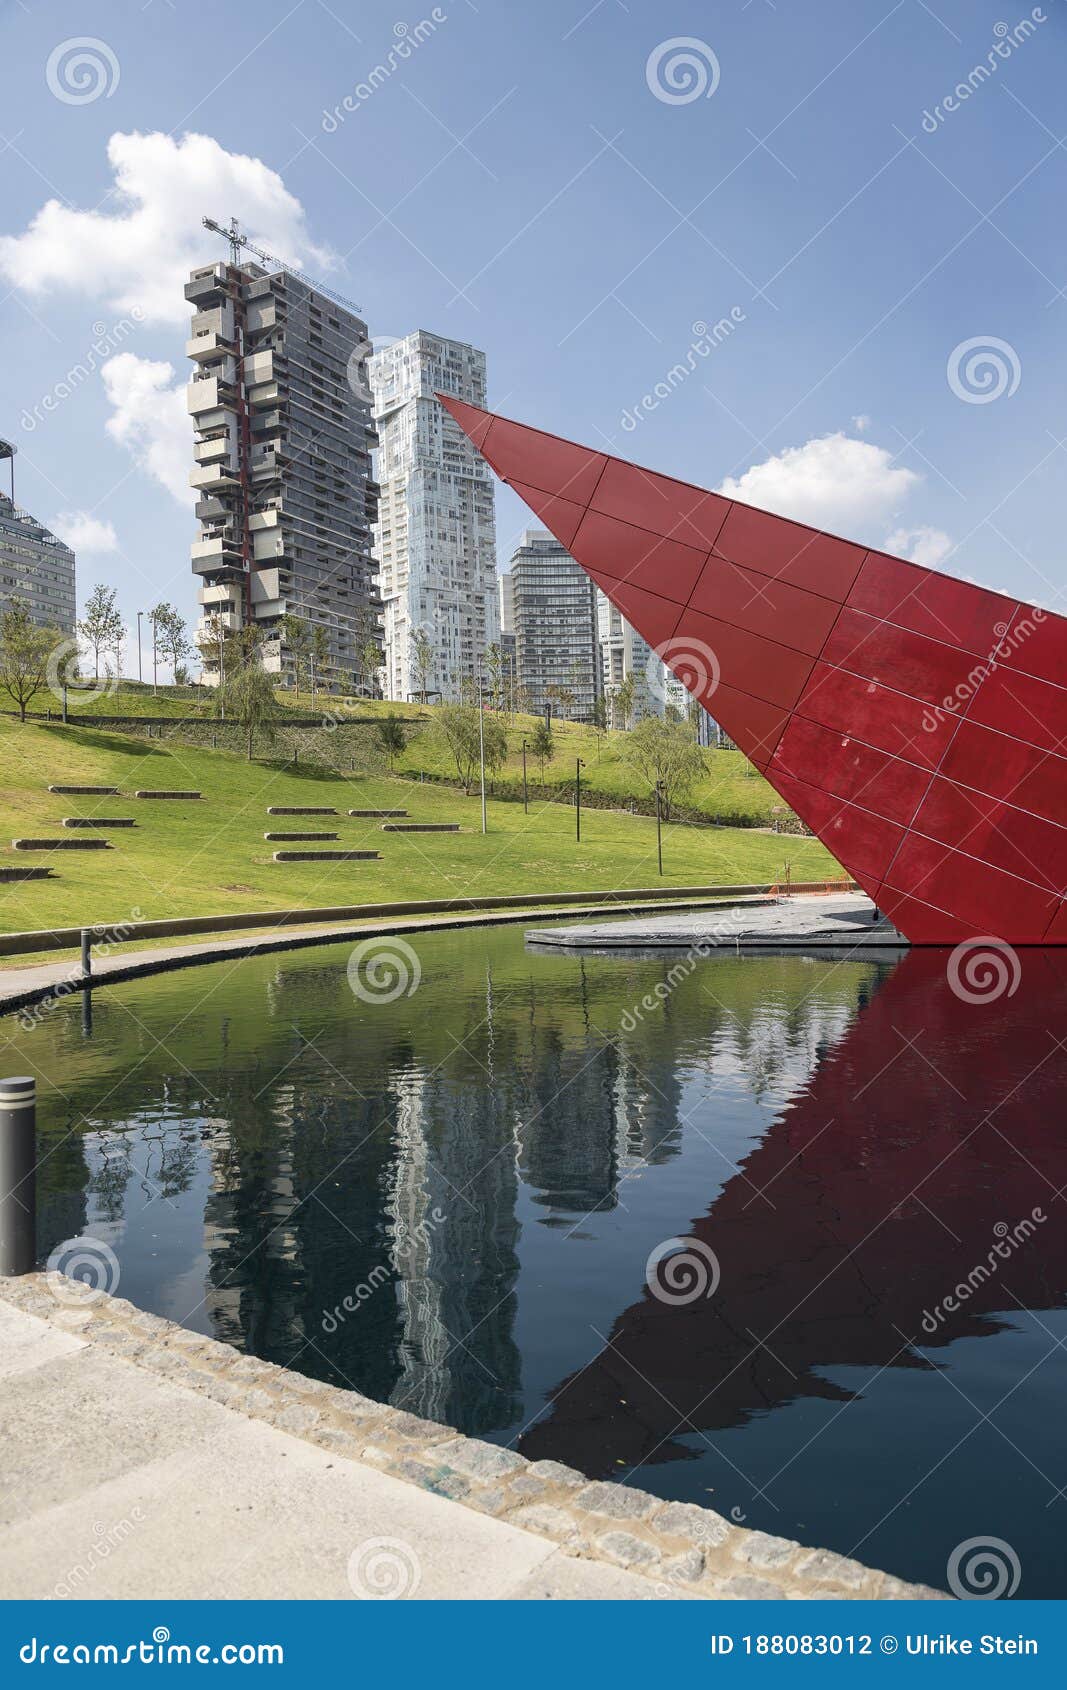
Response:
410,627,434,704
0,602,62,721
625,716,706,821
78,583,123,678
221,628,277,760
282,612,310,696
484,642,504,711
196,612,231,695
375,711,407,770
310,622,330,696
361,638,383,697
150,602,191,682
611,673,636,731
530,717,554,780
434,701,507,794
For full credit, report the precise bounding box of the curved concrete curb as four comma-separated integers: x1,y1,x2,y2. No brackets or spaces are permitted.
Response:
0,1277,947,1601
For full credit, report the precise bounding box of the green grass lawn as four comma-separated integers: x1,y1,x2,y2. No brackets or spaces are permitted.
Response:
0,716,841,943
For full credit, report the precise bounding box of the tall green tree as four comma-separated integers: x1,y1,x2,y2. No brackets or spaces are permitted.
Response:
434,701,507,794
221,628,277,760
530,717,554,780
77,583,123,678
150,603,191,683
410,627,434,704
281,612,310,695
0,602,62,721
611,674,636,731
625,716,706,820
375,712,407,770
310,622,330,696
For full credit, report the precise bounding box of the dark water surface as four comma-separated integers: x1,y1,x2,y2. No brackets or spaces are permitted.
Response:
13,927,1067,1596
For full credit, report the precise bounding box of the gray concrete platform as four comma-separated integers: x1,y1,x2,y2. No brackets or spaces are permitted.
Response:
527,893,907,954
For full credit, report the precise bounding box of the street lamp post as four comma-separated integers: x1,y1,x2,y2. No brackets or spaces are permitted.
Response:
478,686,487,835
151,616,158,696
521,738,529,815
136,611,143,685
655,780,664,876
575,757,585,843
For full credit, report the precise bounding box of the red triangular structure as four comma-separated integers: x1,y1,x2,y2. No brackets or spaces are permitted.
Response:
440,395,1067,945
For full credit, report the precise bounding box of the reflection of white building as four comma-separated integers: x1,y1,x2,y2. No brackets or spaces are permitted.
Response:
370,332,499,702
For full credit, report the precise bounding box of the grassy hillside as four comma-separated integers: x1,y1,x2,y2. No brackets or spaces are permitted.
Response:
0,716,841,941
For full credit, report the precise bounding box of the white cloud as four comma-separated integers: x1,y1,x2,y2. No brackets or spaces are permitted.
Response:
0,131,332,325
884,526,955,569
718,432,919,536
851,414,871,433
50,511,118,554
102,353,192,505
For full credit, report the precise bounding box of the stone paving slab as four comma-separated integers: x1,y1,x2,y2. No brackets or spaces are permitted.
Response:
527,894,907,953
0,1279,947,1602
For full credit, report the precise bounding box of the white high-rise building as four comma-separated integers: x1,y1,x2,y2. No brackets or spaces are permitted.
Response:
370,332,498,701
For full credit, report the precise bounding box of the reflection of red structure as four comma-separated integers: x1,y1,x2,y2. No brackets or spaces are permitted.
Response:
516,948,1067,1476
440,397,1067,944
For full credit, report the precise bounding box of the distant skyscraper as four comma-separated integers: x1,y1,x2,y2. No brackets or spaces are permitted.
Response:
185,257,380,688
507,528,599,720
370,332,498,701
0,438,76,633
597,589,667,723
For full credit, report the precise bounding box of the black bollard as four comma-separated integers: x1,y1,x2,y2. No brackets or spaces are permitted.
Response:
81,930,92,981
0,1076,36,1276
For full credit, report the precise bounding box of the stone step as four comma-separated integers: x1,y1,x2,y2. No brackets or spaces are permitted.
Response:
263,831,339,842
135,790,202,799
267,806,338,816
48,785,119,796
272,850,380,862
12,838,111,850
0,866,54,880
348,809,408,818
381,823,460,833
62,818,136,828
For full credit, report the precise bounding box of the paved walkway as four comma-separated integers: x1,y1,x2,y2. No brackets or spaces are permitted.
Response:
0,1299,678,1601
527,893,907,952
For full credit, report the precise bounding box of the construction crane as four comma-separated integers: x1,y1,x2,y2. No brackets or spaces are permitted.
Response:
202,216,363,316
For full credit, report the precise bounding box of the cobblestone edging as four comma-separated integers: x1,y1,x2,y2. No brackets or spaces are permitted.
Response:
0,1276,947,1602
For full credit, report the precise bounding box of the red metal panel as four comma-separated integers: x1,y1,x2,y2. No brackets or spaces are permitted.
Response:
940,721,1067,831
437,392,1067,944
912,777,1067,895
883,834,1059,939
688,555,839,657
966,662,1067,757
848,551,1017,656
478,414,608,505
571,509,708,605
771,717,929,825
713,504,866,600
795,663,954,770
590,457,731,552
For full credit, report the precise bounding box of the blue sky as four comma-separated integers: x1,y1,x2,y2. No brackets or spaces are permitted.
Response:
1,0,1065,667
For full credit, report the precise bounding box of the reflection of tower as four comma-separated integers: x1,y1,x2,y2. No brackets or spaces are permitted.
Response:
516,1029,621,1217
